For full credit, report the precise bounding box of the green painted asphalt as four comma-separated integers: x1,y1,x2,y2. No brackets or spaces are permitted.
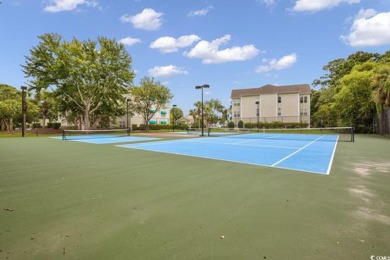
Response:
0,135,389,259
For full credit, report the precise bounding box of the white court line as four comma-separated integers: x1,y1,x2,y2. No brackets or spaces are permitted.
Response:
271,135,326,167
191,138,298,150
325,135,339,175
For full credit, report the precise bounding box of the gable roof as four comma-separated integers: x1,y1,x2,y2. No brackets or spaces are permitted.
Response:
231,84,310,99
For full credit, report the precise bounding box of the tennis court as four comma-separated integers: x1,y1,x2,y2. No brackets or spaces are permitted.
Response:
117,132,340,175
1,134,389,259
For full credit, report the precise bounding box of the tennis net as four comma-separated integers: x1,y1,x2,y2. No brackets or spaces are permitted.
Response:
207,127,354,142
62,128,130,140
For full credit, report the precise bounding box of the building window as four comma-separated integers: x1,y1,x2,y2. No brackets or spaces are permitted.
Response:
233,102,240,107
300,96,308,103
234,111,240,117
278,108,281,116
278,96,281,103
300,109,308,116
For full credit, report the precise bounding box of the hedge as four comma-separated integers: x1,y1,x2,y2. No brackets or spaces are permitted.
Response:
244,122,309,129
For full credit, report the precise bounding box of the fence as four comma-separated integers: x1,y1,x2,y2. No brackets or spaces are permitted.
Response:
232,116,310,125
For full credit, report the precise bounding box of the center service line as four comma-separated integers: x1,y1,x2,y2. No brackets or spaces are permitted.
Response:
271,135,325,167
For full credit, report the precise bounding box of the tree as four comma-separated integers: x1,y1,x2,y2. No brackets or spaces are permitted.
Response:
313,51,380,89
170,106,183,124
130,77,173,131
333,62,376,132
204,99,225,126
0,84,21,131
312,51,383,130
33,90,60,128
371,63,390,114
23,33,135,130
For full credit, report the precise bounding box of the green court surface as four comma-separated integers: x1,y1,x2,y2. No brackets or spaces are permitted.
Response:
0,134,389,259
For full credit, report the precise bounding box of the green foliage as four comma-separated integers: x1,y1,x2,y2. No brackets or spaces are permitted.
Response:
170,106,183,123
136,123,187,131
32,123,42,129
130,77,173,131
0,84,22,131
47,122,61,129
23,33,135,130
227,121,235,128
312,51,390,133
238,120,244,128
244,122,308,129
190,99,226,127
333,63,375,132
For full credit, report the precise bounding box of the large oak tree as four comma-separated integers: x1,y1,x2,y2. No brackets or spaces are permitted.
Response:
23,33,135,130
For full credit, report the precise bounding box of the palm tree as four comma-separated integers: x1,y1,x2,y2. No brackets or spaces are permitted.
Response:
372,64,390,113
371,63,390,135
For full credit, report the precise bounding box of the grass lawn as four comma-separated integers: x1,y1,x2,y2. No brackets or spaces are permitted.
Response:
0,134,389,259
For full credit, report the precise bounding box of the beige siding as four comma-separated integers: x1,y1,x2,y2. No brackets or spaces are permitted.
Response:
231,84,311,126
278,93,299,116
241,95,259,118
260,94,277,118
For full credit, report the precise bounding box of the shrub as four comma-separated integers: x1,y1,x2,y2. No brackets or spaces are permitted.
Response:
47,122,61,129
32,123,41,129
227,121,235,128
238,120,244,129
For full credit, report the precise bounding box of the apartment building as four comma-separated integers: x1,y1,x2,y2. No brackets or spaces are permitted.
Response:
116,106,171,129
231,84,311,126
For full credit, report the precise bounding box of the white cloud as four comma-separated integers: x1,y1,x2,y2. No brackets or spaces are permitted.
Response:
118,37,141,46
44,0,98,12
150,35,201,53
120,8,163,31
185,35,260,64
255,53,297,73
187,5,214,17
341,9,390,47
148,65,188,77
292,0,360,13
257,0,277,7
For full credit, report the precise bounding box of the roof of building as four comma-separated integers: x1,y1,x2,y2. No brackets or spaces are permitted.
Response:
177,116,194,123
231,84,311,99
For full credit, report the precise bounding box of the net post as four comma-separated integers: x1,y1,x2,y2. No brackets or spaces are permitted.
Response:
207,128,211,137
351,127,355,142
62,130,65,140
127,128,130,136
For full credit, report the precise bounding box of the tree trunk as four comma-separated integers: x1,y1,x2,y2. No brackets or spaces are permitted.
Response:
9,118,13,132
83,110,90,130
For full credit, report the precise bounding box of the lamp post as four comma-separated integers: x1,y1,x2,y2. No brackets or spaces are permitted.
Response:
172,104,177,132
195,84,210,136
255,101,260,131
21,86,27,137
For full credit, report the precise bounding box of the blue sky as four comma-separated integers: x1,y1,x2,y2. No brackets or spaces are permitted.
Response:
1,0,389,113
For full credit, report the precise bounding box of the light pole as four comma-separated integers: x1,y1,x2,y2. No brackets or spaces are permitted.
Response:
195,84,210,136
172,104,177,132
255,101,260,131
21,86,27,137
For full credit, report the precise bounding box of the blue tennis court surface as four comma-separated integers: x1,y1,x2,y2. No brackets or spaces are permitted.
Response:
117,134,339,175
51,136,160,144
